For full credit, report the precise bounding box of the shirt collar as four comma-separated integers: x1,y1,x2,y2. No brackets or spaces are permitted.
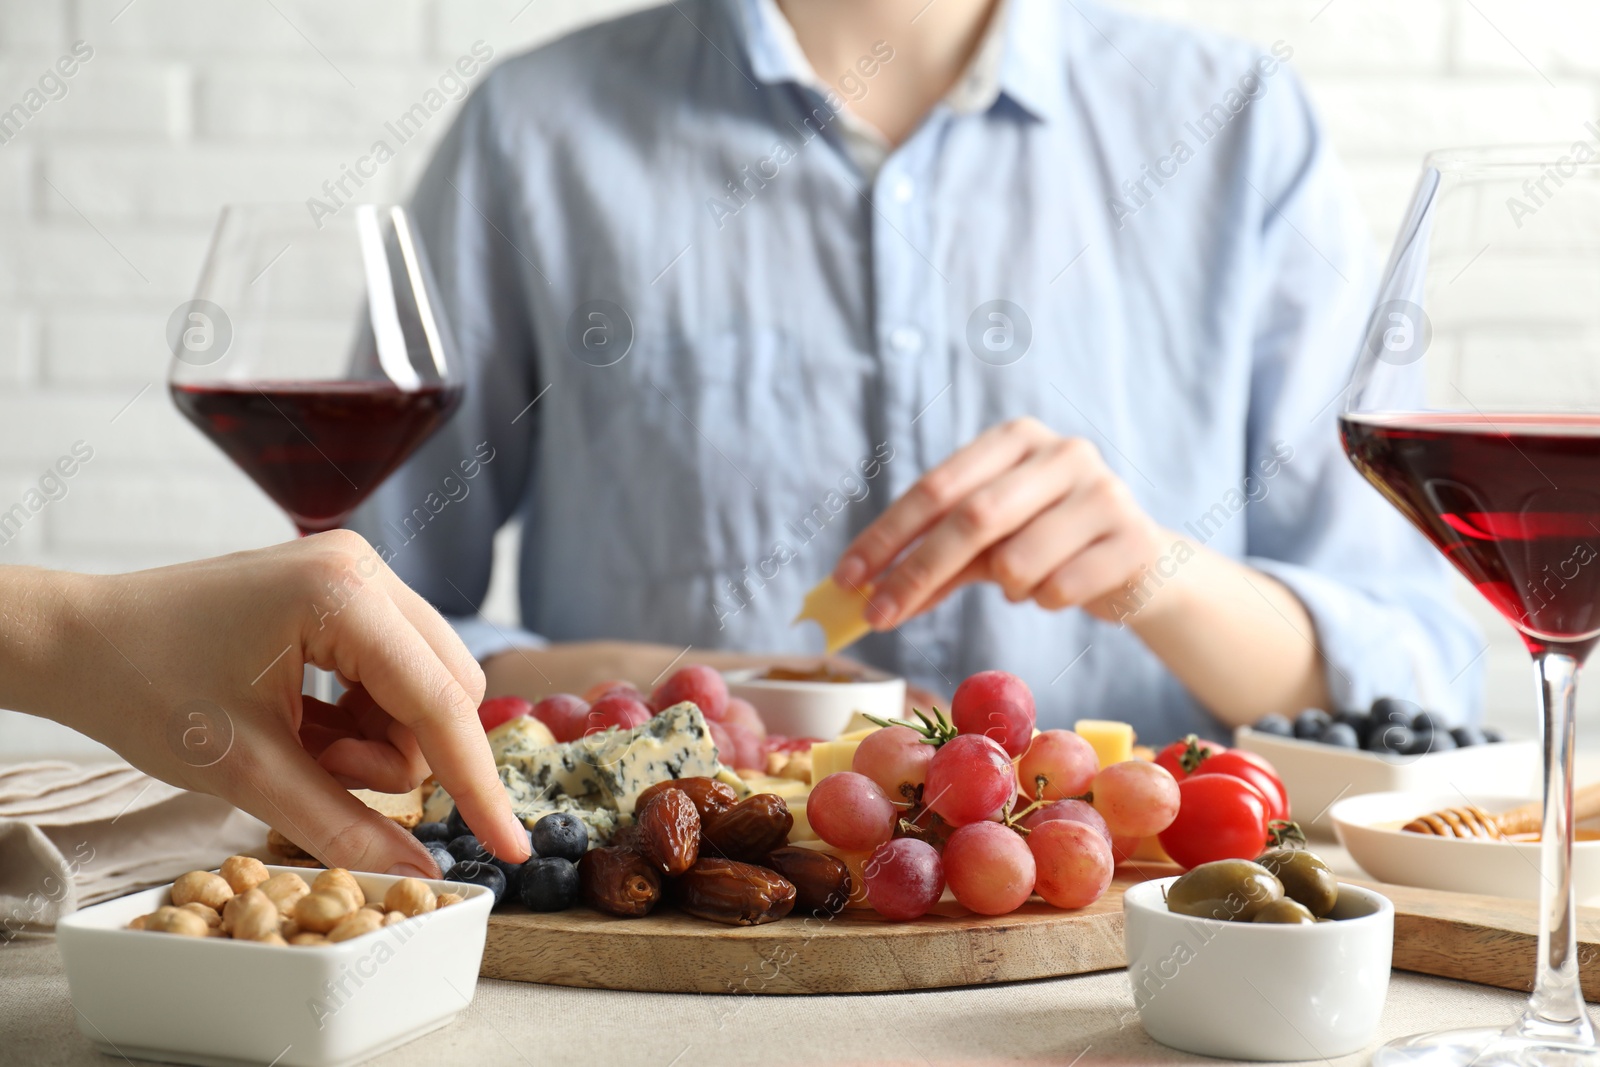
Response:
733,0,1065,124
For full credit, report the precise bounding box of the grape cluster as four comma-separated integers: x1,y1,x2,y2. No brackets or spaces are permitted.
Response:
810,670,1181,919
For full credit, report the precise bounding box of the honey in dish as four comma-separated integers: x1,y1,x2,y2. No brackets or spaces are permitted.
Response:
1380,819,1600,842
759,664,868,684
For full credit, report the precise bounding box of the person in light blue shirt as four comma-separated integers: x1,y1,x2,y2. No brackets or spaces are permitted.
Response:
349,0,1483,742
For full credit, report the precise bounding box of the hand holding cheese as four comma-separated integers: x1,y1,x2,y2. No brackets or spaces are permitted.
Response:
0,531,529,875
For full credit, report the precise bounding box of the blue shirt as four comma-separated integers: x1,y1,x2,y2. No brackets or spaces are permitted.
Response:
349,0,1484,741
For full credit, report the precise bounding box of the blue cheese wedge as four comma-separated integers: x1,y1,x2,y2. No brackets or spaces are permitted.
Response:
589,701,729,814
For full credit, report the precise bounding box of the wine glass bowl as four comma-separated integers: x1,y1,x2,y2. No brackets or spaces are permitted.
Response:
1342,146,1600,1065
169,203,462,536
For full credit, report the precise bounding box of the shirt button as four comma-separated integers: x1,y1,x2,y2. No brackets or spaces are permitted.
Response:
889,326,923,353
891,176,915,203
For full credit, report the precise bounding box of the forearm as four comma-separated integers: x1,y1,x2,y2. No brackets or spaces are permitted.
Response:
1118,534,1329,727
0,567,97,728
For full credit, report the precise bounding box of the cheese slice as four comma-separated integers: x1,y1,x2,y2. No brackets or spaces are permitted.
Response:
734,771,812,801
837,726,878,743
809,737,865,781
1074,719,1135,769
788,799,818,841
794,577,874,654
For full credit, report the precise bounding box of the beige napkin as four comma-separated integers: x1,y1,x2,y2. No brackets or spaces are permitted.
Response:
0,761,267,939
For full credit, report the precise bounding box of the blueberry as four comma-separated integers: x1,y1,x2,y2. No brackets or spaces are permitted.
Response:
426,844,456,877
1333,709,1372,744
445,805,470,840
447,834,490,864
1294,709,1331,740
531,812,588,863
1404,728,1455,755
1370,697,1417,728
1423,730,1457,753
445,860,507,905
1253,714,1293,737
413,821,452,844
1482,727,1506,744
1411,710,1448,734
1318,721,1360,749
1451,725,1487,748
517,857,580,912
1366,723,1413,755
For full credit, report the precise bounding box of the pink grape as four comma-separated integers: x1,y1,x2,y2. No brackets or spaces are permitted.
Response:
852,725,934,802
943,821,1037,916
583,694,651,736
723,723,765,771
809,772,898,850
1015,730,1099,802
708,720,735,763
924,734,1015,826
1029,819,1114,909
650,665,729,719
530,693,589,743
863,838,945,920
723,697,767,738
1091,761,1181,838
581,678,642,704
477,695,533,732
1018,799,1112,847
950,670,1037,758
1111,834,1139,864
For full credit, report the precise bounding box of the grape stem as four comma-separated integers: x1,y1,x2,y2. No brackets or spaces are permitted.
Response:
865,707,959,747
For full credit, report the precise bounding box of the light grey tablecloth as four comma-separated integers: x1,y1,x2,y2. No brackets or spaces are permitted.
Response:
0,935,1545,1067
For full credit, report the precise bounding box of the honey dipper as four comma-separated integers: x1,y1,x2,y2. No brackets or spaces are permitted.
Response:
1403,782,1600,839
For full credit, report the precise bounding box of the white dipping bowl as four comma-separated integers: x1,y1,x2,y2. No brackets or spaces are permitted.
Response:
723,666,905,738
57,865,494,1067
1123,877,1393,1062
1331,791,1600,904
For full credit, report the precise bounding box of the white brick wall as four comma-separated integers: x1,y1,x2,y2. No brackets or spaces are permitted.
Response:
1,0,1592,755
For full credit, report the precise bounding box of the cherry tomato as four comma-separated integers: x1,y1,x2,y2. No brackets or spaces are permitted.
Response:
1153,735,1226,781
1190,749,1290,823
1157,774,1271,870
476,696,533,732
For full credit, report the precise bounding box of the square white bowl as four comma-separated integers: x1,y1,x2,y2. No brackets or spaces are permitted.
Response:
56,865,494,1067
1233,727,1538,837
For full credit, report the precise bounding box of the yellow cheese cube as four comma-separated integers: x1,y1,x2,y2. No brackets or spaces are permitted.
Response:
734,772,811,801
809,738,864,781
837,726,878,743
1074,719,1135,769
788,799,818,842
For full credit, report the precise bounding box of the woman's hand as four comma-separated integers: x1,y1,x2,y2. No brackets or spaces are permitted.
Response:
4,531,530,875
834,417,1170,628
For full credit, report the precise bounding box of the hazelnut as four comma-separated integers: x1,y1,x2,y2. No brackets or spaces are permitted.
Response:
126,913,149,931
328,908,383,942
256,932,288,947
171,871,233,911
258,872,309,914
313,868,365,907
436,891,464,908
220,855,270,895
383,878,437,918
295,890,356,934
289,931,328,947
383,910,406,926
223,889,279,941
145,905,209,937
179,902,221,928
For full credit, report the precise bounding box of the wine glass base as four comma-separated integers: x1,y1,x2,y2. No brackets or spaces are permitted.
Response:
1374,1027,1600,1067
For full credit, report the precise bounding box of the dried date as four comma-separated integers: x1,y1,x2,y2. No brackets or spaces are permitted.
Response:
676,858,796,926
763,846,851,916
635,776,737,820
702,793,793,862
577,846,661,917
638,788,700,876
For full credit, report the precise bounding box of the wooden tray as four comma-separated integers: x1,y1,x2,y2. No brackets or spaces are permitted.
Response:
483,864,1600,997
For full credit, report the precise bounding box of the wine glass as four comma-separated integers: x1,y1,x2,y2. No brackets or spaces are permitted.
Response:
1342,146,1600,1065
169,203,462,696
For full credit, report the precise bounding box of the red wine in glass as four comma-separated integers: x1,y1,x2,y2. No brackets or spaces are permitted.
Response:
172,380,462,536
1341,412,1600,658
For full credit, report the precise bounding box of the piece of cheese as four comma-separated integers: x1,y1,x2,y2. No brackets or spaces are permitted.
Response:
837,726,878,743
588,702,728,814
1130,835,1172,864
734,771,812,802
794,577,874,654
809,737,864,781
486,715,557,764
788,799,818,842
1074,720,1135,769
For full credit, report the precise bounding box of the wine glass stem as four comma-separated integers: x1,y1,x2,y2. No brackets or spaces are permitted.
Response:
1517,649,1595,1044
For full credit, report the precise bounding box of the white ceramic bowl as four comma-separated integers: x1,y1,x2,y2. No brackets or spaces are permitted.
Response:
1234,727,1538,837
723,666,905,738
1331,791,1600,904
1123,877,1393,1061
57,865,494,1067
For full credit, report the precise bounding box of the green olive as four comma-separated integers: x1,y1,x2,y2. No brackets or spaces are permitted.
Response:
1165,859,1283,921
1252,898,1316,924
1254,848,1339,918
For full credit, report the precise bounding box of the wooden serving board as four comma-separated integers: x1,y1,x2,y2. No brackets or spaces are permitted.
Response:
481,866,1600,997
